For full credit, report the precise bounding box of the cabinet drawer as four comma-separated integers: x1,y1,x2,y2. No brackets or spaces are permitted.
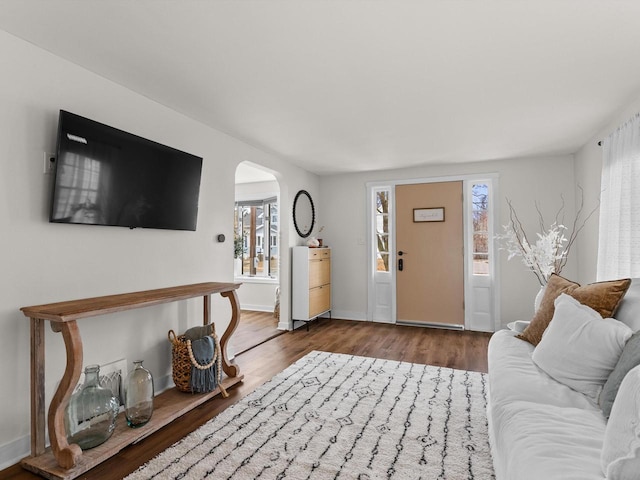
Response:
308,248,331,260
309,284,331,318
309,258,330,288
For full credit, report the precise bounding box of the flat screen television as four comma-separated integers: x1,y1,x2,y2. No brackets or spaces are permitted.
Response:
49,110,203,231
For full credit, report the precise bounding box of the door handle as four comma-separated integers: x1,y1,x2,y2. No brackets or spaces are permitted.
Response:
398,258,403,271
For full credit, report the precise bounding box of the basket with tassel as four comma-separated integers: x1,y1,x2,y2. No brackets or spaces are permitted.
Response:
167,323,228,397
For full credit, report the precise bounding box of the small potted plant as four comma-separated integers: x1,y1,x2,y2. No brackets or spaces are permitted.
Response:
234,234,243,274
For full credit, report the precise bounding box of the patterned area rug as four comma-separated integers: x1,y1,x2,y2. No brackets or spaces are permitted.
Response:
126,351,495,480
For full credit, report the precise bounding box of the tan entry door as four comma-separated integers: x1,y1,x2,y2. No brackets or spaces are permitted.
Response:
396,181,464,327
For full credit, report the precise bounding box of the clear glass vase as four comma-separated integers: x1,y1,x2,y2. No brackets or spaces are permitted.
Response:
65,364,119,450
125,360,154,428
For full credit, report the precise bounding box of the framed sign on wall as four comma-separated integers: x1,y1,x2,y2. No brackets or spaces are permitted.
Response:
413,207,445,222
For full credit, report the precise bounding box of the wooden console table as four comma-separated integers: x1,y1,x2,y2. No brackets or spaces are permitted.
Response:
20,282,243,480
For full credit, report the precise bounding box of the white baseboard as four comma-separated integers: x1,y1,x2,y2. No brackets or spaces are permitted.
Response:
277,320,290,331
328,310,367,322
0,434,30,471
240,304,273,312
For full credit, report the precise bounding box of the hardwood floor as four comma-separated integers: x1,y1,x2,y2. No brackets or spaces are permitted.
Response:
232,310,283,355
1,319,491,480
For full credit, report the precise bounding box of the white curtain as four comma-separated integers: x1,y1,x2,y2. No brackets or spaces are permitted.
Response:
597,113,640,280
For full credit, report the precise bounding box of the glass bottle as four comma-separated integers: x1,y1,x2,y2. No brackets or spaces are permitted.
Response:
65,364,119,449
125,360,154,428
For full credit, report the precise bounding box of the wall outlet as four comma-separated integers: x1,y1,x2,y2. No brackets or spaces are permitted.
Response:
43,152,55,174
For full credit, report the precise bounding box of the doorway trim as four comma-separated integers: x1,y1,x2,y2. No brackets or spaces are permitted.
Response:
366,173,500,331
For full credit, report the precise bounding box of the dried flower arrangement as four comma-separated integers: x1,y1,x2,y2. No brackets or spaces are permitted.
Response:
495,187,598,286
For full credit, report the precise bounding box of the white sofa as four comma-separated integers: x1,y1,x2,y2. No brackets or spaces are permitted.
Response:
487,279,640,480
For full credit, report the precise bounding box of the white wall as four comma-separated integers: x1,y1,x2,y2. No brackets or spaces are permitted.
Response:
319,155,580,327
0,30,318,468
236,282,279,312
235,179,279,199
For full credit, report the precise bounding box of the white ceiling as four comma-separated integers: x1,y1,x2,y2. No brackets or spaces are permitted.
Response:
2,1,640,175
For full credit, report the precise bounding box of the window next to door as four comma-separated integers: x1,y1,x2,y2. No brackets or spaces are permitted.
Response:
472,183,490,275
234,197,279,279
375,189,391,272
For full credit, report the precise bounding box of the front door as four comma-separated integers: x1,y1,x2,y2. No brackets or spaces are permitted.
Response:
395,181,464,327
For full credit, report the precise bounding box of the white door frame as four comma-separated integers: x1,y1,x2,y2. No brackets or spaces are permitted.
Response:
366,173,500,331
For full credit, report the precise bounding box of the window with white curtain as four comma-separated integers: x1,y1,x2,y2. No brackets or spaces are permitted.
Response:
597,113,640,280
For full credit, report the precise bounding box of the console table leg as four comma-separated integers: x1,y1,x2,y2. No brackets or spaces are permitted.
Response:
48,321,83,469
203,294,211,325
220,290,241,378
30,318,46,456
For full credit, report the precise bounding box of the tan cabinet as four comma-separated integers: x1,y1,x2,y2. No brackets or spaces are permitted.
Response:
292,246,331,327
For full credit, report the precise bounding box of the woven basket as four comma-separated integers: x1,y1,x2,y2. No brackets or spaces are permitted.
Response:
167,328,228,397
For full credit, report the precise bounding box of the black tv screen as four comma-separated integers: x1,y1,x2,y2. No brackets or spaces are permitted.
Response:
49,110,203,231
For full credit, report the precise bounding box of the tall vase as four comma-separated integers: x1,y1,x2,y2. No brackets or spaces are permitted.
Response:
534,285,546,313
65,365,119,449
125,360,154,428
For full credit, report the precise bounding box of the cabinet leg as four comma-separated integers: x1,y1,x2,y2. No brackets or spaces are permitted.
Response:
220,289,241,378
48,321,84,469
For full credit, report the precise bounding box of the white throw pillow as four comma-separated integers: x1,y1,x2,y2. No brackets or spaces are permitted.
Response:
531,293,633,403
601,364,640,479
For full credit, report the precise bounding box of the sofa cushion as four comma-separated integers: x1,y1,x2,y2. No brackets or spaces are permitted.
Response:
488,329,598,411
600,331,640,418
531,294,632,403
492,400,606,480
601,365,640,479
517,274,631,346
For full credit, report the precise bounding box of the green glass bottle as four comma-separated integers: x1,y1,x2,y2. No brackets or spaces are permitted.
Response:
65,365,119,449
125,360,154,428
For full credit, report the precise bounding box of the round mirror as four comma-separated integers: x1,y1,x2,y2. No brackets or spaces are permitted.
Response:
293,190,315,238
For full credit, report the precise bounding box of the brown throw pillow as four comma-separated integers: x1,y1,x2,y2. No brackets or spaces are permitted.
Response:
516,273,631,346
517,274,579,345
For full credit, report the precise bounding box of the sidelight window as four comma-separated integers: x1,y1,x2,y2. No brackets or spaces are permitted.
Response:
374,188,391,272
472,183,490,275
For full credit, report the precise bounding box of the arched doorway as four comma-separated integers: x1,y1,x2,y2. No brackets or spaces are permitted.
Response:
233,162,283,353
